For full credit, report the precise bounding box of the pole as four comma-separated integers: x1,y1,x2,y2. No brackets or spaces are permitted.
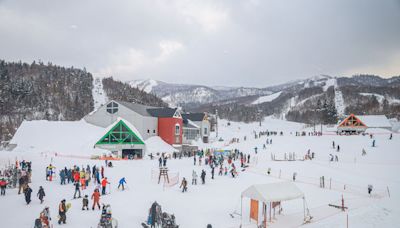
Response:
346,213,349,228
387,186,390,198
240,196,243,227
303,197,306,221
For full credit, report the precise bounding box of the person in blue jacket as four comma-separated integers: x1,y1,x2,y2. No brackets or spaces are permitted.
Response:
118,177,127,190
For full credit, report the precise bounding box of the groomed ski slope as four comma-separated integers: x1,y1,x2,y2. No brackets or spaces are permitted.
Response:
0,117,399,228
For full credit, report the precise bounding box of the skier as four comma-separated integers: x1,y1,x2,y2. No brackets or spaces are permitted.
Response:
37,186,46,204
118,177,127,190
180,178,188,193
163,157,167,167
337,145,340,152
82,195,89,210
332,141,335,149
192,170,197,185
201,170,206,184
73,181,81,199
101,177,110,195
24,184,33,204
58,199,67,225
368,185,373,195
0,178,7,196
158,157,162,167
91,189,101,210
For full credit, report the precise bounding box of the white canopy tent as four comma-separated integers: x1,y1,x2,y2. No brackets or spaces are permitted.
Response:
240,182,306,226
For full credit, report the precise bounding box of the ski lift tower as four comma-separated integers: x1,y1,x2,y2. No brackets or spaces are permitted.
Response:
215,109,218,138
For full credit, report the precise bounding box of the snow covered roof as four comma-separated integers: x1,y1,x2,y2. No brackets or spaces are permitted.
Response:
357,115,391,128
10,120,107,155
241,182,304,203
145,136,178,155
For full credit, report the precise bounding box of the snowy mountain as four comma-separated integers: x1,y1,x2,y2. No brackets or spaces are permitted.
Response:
129,79,272,107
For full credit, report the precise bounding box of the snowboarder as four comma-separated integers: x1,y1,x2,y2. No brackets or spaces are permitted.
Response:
180,178,188,193
201,170,206,184
37,186,46,204
101,177,110,195
58,199,67,225
91,189,101,210
118,177,127,190
82,195,89,210
192,170,197,185
0,178,7,196
24,184,32,204
368,185,373,195
73,181,81,199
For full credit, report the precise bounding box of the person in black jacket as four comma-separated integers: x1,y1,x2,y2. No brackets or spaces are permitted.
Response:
201,170,206,184
37,186,45,204
73,181,81,199
24,185,32,204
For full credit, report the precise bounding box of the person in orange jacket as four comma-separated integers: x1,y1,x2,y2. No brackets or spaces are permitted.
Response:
101,177,110,195
91,189,101,210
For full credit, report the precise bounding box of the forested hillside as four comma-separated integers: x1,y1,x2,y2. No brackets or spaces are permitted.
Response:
102,77,167,107
0,60,94,141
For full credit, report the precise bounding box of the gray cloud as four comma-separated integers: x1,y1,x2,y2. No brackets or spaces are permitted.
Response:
0,0,399,87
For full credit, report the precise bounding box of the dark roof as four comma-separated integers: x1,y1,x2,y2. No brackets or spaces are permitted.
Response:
147,108,178,118
183,119,200,129
117,101,157,117
182,113,205,122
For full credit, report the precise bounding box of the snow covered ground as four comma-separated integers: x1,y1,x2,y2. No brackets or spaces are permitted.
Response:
1,118,399,227
252,92,282,104
92,78,108,110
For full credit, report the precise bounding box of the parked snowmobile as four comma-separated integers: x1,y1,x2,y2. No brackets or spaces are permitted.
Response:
98,204,118,228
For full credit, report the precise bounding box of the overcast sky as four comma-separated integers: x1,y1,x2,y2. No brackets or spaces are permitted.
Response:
0,0,399,87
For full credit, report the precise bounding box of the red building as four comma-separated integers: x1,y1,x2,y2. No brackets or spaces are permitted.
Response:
148,108,183,145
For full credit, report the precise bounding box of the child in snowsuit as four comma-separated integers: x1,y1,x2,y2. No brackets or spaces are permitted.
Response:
0,178,7,196
37,186,45,204
82,195,89,210
180,178,188,193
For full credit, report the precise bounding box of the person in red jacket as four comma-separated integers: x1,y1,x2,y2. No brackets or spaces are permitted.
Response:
101,177,109,195
91,189,101,210
74,172,80,183
0,178,7,195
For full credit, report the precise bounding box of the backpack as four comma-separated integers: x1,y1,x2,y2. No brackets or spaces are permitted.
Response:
34,218,42,228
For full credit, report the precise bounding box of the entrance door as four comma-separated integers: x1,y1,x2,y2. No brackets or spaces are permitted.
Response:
122,149,143,159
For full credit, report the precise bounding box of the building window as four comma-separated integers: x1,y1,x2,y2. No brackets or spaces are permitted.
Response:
106,102,118,114
147,129,150,134
175,124,180,135
204,127,208,135
153,130,156,134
